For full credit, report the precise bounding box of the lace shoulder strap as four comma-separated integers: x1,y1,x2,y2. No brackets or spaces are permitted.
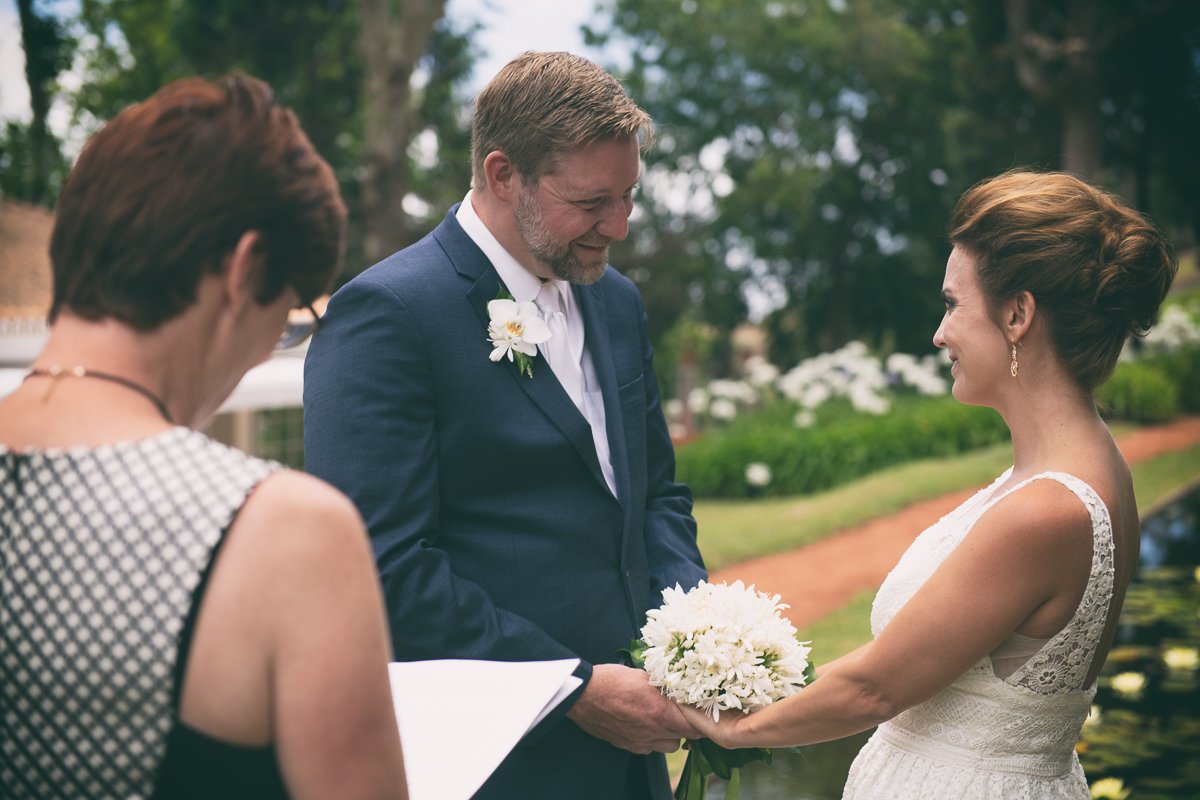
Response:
1003,472,1116,694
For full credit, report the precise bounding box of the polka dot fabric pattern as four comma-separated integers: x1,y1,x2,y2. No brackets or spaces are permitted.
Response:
1,428,276,799
843,471,1114,800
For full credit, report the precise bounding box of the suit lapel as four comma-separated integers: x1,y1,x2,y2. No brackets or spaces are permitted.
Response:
577,281,631,510
438,211,611,495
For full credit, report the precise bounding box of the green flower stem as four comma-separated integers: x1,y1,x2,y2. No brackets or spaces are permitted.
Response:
725,767,741,800
675,748,708,800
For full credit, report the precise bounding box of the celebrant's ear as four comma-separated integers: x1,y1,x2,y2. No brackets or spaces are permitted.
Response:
484,151,520,203
219,230,266,314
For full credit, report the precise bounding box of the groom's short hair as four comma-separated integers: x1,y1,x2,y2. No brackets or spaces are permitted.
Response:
470,51,653,189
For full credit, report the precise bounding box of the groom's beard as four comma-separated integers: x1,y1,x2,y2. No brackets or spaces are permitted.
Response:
515,188,608,285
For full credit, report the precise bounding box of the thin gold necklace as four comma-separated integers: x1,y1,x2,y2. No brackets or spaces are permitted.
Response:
24,365,174,424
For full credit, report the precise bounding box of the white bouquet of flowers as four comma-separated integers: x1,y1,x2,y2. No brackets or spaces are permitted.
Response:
628,580,815,799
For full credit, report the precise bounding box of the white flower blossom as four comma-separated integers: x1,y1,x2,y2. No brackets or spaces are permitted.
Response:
799,383,832,410
486,299,550,363
849,384,890,415
793,409,816,429
687,387,710,415
664,398,685,422
1110,671,1146,699
709,397,738,422
640,581,812,722
744,355,780,387
886,352,949,395
745,463,772,487
708,378,759,405
1089,777,1130,800
1142,305,1200,353
1163,646,1199,672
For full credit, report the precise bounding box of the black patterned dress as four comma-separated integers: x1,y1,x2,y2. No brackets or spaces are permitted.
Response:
1,428,280,798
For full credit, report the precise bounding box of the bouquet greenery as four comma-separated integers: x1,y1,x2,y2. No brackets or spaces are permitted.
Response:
628,580,816,799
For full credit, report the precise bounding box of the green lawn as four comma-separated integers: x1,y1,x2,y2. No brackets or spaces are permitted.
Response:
795,589,875,664
694,436,1199,572
1134,444,1200,511
704,442,1200,666
693,443,1015,571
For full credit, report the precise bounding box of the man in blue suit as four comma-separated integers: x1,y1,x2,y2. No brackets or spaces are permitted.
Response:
303,52,707,798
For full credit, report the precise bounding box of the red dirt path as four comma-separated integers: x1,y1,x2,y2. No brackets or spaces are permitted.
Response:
711,416,1200,629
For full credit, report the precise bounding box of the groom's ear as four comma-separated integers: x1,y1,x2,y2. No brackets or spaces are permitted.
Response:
483,151,519,203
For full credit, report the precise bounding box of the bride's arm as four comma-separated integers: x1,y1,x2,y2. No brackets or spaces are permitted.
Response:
813,642,869,678
682,481,1094,749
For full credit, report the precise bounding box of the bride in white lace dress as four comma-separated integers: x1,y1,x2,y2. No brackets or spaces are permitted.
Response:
679,170,1178,798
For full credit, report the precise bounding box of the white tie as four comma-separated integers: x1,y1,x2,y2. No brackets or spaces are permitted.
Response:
536,282,585,412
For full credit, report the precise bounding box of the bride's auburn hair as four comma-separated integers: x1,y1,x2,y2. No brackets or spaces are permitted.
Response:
948,170,1177,392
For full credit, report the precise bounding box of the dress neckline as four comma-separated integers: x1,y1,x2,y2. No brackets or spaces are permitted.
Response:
0,426,190,459
976,468,1111,527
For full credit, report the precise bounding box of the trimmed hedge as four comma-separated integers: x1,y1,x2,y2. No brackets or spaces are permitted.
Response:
677,343,1200,499
1155,347,1200,413
676,395,1010,498
1096,361,1179,424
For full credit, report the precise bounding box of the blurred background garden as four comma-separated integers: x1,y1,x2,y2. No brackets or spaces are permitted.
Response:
2,1,1199,797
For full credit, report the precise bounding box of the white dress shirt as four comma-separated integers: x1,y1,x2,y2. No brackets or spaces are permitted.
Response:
456,194,617,496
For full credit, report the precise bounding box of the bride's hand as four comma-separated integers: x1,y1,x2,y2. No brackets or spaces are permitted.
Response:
676,703,743,749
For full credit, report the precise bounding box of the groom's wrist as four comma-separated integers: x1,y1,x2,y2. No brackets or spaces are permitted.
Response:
563,660,594,719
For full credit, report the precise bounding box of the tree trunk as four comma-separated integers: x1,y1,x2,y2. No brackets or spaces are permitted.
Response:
356,0,447,266
15,0,57,205
1005,0,1105,180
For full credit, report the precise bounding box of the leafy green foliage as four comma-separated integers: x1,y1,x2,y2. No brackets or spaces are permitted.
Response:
4,0,73,205
1154,347,1200,414
1097,362,1181,424
590,0,1200,377
0,119,70,203
28,0,475,275
593,0,972,361
677,394,1009,499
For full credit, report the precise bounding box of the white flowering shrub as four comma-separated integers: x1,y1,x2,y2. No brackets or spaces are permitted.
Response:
744,462,772,488
1140,304,1200,354
677,341,948,438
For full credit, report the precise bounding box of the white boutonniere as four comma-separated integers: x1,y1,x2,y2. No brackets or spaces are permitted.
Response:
487,289,550,379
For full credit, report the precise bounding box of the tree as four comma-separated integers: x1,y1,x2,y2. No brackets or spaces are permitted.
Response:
991,0,1200,233
357,0,447,264
591,0,973,363
48,0,477,275
1005,0,1105,180
2,0,72,205
591,0,1200,371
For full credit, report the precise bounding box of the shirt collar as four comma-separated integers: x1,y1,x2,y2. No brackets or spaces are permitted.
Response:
455,191,544,304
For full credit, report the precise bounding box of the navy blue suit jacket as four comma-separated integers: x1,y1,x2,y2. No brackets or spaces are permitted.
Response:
303,207,707,799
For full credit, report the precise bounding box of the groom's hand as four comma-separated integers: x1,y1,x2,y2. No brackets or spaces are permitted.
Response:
566,664,702,754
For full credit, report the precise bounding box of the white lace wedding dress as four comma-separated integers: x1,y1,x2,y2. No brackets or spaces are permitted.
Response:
842,470,1114,799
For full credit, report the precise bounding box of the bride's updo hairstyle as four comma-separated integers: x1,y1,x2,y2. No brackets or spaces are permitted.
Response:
948,170,1176,392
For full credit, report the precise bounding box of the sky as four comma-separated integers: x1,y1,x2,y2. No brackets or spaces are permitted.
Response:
0,0,610,123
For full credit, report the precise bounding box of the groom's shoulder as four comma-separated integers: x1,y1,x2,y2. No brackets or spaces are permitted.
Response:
345,221,470,300
595,263,641,299
594,264,647,314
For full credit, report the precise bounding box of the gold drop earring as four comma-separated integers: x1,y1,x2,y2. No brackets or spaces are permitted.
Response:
1010,342,1019,378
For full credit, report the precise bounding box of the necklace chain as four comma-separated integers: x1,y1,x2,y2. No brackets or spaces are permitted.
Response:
24,365,175,424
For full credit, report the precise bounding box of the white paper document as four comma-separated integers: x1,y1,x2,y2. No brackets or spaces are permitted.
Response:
388,658,582,800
